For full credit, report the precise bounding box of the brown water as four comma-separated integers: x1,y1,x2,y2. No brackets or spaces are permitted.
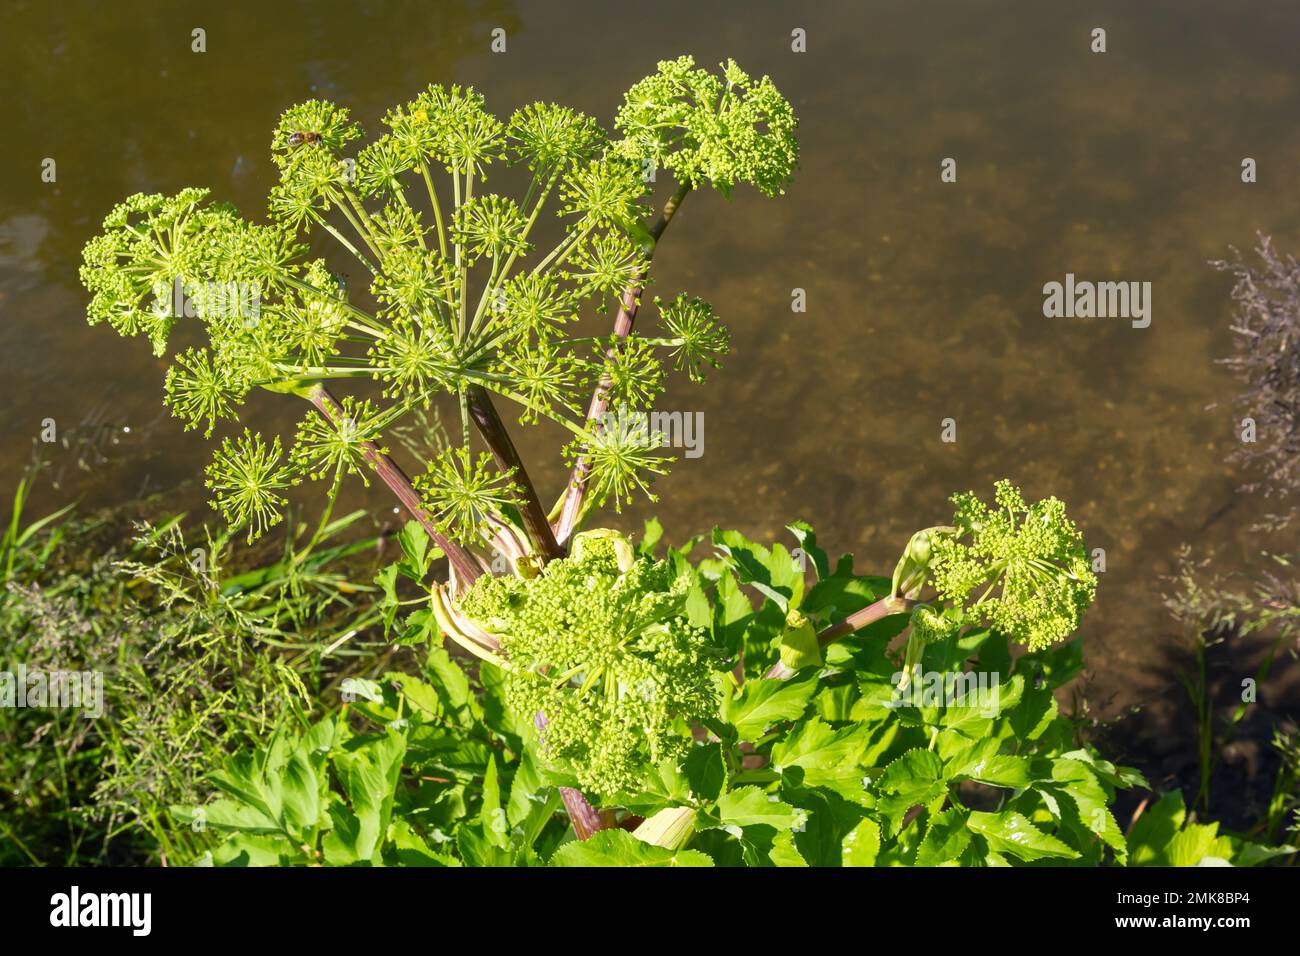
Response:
3,0,1300,735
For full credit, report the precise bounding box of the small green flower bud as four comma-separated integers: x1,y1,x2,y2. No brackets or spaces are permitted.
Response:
514,553,544,579
778,608,822,672
910,603,955,645
907,530,932,564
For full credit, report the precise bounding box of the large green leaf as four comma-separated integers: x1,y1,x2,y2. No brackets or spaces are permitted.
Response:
872,749,948,835
622,757,693,816
772,716,873,795
966,810,1078,862
841,817,882,867
1127,790,1185,866
712,570,754,658
944,737,1035,789
713,786,799,830
916,809,972,865
711,528,804,611
684,744,727,802
323,726,407,865
1048,758,1127,863
720,674,817,741
1168,823,1234,868
457,824,515,867
480,754,509,849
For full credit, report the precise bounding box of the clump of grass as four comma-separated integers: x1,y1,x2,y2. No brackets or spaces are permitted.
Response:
1154,238,1300,829
0,460,389,865
1213,235,1300,528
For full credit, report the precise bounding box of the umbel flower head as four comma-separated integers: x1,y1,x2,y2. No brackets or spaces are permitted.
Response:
614,56,799,198
922,480,1097,651
414,447,521,546
657,293,729,382
563,413,671,513
204,430,297,543
457,530,717,796
79,189,240,355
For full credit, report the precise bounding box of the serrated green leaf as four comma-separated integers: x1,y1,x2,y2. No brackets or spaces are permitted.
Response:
1127,790,1186,866
720,674,817,741
323,725,407,865
711,528,803,611
873,749,948,836
786,521,830,580
713,569,754,657
458,824,514,867
841,817,882,866
684,744,726,802
480,754,509,849
714,785,799,830
877,748,945,793
966,810,1078,862
1049,758,1126,862
917,809,972,865
772,716,874,795
1168,823,1234,868
945,737,1035,788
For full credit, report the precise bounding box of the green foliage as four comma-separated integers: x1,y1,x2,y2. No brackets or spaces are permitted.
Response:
1126,790,1293,867
173,655,572,867
0,470,384,865
177,504,1300,867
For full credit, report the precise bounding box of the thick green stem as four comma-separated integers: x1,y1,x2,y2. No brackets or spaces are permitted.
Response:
465,385,562,563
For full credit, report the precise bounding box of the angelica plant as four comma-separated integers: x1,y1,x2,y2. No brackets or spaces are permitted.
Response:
80,55,798,842
178,479,1298,867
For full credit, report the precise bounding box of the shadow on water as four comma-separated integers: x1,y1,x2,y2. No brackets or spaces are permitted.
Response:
2,0,1299,800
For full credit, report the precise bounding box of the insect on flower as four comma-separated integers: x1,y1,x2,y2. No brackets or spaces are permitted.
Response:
286,130,322,149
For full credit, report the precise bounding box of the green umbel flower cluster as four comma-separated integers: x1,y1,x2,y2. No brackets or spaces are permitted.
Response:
928,481,1096,651
80,189,243,356
615,56,799,198
413,448,521,546
458,531,717,796
80,60,795,544
657,294,729,382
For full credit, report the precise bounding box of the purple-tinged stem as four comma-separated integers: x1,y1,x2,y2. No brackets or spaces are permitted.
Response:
554,183,691,546
559,788,607,840
305,384,482,588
